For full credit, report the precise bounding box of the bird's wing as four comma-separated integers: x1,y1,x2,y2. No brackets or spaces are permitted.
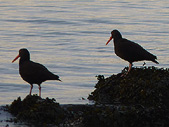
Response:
115,39,156,63
20,61,55,84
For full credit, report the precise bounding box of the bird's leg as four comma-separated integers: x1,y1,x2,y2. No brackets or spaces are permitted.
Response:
39,85,41,97
121,63,133,77
29,84,33,95
126,63,133,75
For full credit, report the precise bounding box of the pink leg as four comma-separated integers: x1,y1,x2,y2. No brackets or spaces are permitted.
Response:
29,85,33,95
121,63,133,77
39,85,41,97
126,63,133,75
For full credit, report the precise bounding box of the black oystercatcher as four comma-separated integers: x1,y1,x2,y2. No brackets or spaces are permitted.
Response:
106,29,159,76
12,48,61,97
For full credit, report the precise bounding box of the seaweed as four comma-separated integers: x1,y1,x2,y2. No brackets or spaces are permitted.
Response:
87,66,169,127
7,95,65,125
89,66,169,107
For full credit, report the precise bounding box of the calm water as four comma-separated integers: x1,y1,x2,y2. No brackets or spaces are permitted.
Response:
0,0,169,106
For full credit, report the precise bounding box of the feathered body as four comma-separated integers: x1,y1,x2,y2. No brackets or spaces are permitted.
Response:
106,30,159,75
12,48,61,96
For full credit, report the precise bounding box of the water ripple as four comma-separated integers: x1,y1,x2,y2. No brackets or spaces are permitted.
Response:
4,19,78,25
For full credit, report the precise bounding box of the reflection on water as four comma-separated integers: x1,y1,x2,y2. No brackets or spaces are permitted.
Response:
0,0,169,106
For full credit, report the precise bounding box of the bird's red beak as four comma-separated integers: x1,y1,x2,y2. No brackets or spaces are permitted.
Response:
12,54,20,63
106,36,113,45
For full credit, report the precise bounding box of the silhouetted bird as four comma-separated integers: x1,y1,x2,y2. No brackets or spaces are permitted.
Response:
12,48,61,96
106,29,159,76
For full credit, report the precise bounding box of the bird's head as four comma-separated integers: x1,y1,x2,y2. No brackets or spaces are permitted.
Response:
12,48,30,63
106,29,122,45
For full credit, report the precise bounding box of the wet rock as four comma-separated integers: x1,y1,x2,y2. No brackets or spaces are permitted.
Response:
88,66,169,126
89,66,169,107
7,95,65,125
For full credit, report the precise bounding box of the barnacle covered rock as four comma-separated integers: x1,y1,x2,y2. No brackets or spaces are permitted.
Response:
7,95,65,125
87,66,169,126
89,66,169,107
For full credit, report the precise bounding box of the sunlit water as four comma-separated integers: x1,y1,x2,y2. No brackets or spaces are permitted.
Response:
0,0,169,107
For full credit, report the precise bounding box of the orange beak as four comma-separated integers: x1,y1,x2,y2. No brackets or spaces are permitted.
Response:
106,36,113,45
12,54,20,63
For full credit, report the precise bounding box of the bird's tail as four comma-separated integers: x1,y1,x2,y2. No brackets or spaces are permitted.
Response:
51,74,62,82
56,75,62,82
151,54,159,64
152,59,159,64
58,78,62,82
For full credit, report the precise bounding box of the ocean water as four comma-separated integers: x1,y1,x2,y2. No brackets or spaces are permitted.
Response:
0,0,169,106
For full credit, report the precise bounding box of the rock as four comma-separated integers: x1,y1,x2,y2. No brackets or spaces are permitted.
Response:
88,66,169,127
89,66,169,107
7,95,65,126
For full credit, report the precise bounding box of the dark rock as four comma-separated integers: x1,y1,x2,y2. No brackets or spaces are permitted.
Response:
7,95,65,125
88,66,169,127
89,66,169,107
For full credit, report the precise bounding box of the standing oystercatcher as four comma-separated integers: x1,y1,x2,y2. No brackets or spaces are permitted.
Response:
12,48,61,97
106,29,159,76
